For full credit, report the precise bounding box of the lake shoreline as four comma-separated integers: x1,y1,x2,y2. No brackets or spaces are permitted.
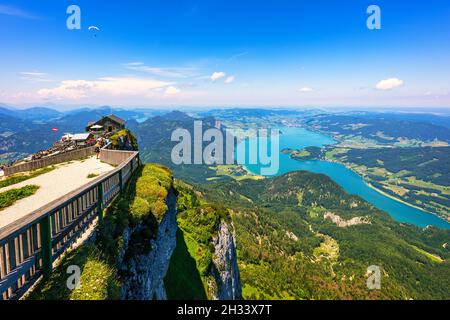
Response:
288,151,450,225
327,159,446,217
282,127,450,224
239,126,450,229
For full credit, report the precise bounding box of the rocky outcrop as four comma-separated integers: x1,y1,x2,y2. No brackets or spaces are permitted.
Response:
209,222,242,300
324,211,371,227
118,187,242,300
120,189,178,300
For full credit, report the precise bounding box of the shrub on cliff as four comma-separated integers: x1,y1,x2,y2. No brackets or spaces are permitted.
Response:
130,196,151,220
110,129,138,151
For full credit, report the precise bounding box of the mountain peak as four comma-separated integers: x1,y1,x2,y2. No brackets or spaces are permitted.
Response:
160,111,195,122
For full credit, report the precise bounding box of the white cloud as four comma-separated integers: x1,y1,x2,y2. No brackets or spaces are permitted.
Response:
224,75,235,84
226,51,248,63
210,71,226,82
375,78,404,90
21,72,46,77
21,71,50,82
38,77,173,100
123,62,197,78
299,87,313,92
164,86,181,96
0,4,38,19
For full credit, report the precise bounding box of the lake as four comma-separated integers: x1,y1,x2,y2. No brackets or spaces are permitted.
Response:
237,126,450,229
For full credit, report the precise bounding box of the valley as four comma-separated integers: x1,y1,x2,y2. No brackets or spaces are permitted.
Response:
2,107,450,301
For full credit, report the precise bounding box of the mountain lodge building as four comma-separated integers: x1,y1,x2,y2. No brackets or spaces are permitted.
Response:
86,114,126,133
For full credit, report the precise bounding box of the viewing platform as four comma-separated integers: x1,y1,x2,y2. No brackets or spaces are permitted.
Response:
0,115,139,300
0,157,114,230
0,145,140,300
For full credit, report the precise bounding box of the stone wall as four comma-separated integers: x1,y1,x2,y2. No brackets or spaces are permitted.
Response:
99,148,135,166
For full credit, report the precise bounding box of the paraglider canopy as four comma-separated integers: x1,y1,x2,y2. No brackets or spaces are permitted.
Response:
88,26,100,37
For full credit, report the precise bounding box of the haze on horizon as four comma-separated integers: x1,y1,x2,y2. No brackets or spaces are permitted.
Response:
1,0,450,109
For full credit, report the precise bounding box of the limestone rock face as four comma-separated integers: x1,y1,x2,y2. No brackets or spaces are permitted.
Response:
120,189,178,300
119,189,242,300
324,211,371,228
210,222,242,300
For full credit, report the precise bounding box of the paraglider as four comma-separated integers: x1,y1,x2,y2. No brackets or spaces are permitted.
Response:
88,25,100,37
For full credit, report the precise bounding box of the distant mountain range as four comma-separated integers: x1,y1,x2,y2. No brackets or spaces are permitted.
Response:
0,106,62,122
354,112,450,129
132,111,222,183
1,107,450,163
0,105,152,124
305,114,450,143
0,105,157,163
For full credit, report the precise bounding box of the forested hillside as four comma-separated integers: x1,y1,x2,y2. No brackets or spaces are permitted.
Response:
199,171,450,299
345,147,450,185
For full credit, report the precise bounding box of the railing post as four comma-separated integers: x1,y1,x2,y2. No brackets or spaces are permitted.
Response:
119,169,123,192
39,216,52,278
97,183,103,224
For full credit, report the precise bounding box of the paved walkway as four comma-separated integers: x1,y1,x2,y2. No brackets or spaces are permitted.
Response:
0,157,114,229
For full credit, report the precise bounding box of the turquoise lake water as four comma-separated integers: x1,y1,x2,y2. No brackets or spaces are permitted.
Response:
237,126,450,230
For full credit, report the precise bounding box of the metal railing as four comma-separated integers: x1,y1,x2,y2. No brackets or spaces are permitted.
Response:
0,148,140,300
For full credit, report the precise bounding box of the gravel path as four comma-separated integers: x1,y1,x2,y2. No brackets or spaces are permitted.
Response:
0,157,114,229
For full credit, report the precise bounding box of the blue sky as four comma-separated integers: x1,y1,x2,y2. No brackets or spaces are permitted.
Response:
1,0,450,109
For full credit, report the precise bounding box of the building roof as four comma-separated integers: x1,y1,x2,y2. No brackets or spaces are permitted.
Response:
86,114,126,130
104,114,125,125
72,133,92,141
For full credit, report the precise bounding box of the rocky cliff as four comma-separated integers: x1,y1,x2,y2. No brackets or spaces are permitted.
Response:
119,186,242,300
120,188,178,299
209,222,242,300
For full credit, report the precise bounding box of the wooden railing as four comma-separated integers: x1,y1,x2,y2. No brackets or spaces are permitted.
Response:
0,149,140,300
3,146,96,176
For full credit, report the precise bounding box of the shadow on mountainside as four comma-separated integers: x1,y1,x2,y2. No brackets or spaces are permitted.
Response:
164,228,208,300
